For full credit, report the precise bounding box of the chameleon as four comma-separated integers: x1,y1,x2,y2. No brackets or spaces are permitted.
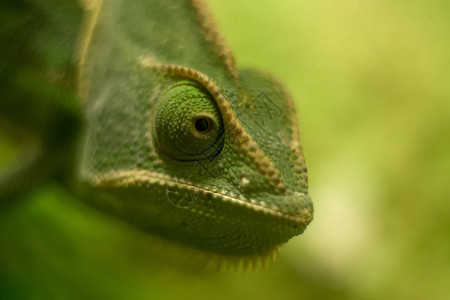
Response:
0,0,313,266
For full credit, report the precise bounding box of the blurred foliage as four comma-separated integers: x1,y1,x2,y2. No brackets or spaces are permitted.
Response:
1,0,449,299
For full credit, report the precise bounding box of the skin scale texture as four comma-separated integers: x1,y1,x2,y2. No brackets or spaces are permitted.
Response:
0,0,313,260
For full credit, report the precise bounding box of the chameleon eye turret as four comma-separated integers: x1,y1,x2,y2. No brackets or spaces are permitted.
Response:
154,81,224,161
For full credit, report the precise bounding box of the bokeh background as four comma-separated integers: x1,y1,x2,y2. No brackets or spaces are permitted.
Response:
1,0,449,299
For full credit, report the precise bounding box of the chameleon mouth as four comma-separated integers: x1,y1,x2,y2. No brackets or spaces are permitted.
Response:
84,168,313,226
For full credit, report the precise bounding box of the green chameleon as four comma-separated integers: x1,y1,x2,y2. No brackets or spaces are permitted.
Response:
0,0,313,266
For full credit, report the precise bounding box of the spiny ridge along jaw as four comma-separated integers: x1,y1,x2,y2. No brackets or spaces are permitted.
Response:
87,169,312,225
140,60,286,192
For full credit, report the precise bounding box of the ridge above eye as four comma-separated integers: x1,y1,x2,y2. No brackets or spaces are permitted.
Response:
154,81,224,162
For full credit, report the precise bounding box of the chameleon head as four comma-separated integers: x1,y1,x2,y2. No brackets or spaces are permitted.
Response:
76,0,313,264
78,65,313,259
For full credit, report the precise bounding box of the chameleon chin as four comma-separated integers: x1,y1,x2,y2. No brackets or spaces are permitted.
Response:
1,0,313,269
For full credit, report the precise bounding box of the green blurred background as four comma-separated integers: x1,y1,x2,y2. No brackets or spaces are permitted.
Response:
1,0,449,299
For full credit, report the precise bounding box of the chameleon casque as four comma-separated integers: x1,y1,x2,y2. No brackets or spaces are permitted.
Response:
0,0,313,265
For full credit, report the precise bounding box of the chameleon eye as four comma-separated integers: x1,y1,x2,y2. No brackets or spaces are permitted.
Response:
154,81,224,161
194,117,212,133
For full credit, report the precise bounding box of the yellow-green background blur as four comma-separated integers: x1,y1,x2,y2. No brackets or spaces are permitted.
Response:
1,0,449,299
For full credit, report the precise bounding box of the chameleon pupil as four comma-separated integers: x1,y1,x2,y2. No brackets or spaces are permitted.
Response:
195,118,210,133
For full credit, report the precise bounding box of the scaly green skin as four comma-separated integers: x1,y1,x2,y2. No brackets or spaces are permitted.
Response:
1,0,313,259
